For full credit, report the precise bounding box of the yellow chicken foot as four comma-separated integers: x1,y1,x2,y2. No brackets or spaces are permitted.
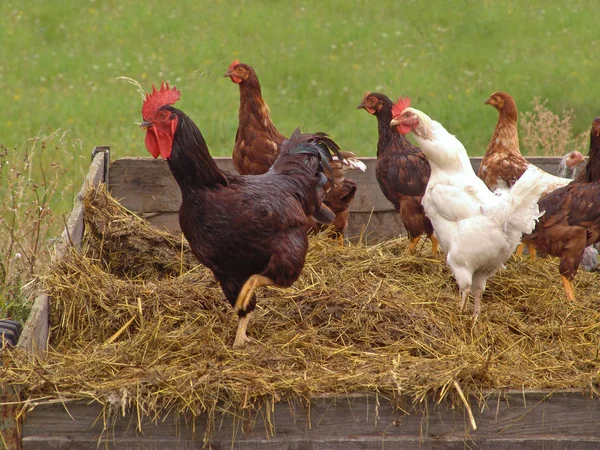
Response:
233,313,252,348
406,236,421,254
561,275,576,301
337,234,345,247
430,235,440,256
528,245,537,260
234,274,275,313
515,243,525,257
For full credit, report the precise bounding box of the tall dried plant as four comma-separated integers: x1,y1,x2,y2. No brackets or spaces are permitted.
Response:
520,97,587,157
0,131,76,321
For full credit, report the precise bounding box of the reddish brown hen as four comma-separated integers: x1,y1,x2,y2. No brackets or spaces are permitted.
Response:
224,60,286,175
225,60,365,241
479,92,576,191
357,91,437,254
521,117,600,300
480,91,580,258
140,82,341,347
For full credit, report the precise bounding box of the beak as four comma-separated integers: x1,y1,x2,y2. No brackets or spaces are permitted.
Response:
484,98,492,105
140,120,153,130
390,117,401,127
223,71,233,78
356,102,366,110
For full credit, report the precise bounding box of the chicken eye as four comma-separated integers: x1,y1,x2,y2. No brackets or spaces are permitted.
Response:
159,110,168,119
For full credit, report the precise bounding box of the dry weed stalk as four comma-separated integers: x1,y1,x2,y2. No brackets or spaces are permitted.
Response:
520,97,586,156
0,131,76,320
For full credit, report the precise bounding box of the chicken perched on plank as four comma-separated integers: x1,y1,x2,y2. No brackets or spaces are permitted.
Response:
522,117,600,300
140,82,342,347
479,92,573,192
480,91,577,258
357,92,437,254
391,98,546,317
225,60,365,241
224,61,286,175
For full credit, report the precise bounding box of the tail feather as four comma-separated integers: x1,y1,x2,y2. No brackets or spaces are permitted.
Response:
271,128,343,175
502,167,547,236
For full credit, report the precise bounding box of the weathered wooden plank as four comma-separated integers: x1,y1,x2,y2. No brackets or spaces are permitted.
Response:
17,150,108,357
21,391,600,449
109,156,569,216
142,210,404,242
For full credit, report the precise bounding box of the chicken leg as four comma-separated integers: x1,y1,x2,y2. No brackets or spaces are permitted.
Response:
458,288,470,313
406,236,421,254
233,314,252,348
232,274,275,348
515,243,536,260
430,235,440,256
561,275,576,301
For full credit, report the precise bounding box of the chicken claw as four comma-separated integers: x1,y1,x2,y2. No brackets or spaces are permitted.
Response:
561,275,576,301
337,234,345,247
234,274,275,314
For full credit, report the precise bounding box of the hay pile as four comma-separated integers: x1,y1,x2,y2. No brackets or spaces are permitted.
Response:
3,185,600,429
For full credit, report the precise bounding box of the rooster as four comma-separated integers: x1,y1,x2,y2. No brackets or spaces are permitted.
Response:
357,91,437,254
225,60,365,242
522,118,600,299
141,82,341,347
390,98,547,317
480,92,579,258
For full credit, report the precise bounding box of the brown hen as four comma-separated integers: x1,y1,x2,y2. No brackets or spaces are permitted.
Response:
225,60,364,241
357,91,437,254
521,117,600,300
480,91,578,257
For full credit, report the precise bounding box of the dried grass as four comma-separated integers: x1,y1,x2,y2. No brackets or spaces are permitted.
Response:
520,97,589,156
2,185,600,436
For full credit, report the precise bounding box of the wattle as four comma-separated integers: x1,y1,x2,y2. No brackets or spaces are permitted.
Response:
145,130,161,159
397,123,413,135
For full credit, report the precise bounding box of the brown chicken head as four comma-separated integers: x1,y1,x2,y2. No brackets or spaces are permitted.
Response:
140,82,181,159
224,60,252,84
389,97,418,135
484,91,517,114
356,91,382,115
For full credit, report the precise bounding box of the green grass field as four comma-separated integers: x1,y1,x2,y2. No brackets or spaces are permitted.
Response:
1,0,599,204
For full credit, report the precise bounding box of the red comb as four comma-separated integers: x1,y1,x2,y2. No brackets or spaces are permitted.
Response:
228,60,241,71
142,82,181,120
391,97,411,118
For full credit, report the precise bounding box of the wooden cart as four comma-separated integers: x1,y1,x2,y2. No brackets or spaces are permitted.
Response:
5,149,600,449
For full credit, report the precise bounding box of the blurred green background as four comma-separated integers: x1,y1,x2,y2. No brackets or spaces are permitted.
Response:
1,0,598,193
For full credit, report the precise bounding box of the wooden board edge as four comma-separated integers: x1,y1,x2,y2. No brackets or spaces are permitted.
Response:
17,150,108,356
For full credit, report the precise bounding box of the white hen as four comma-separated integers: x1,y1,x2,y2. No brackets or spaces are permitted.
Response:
390,98,547,317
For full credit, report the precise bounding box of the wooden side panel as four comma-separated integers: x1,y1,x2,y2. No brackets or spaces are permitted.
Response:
110,156,567,241
18,150,108,356
22,391,600,449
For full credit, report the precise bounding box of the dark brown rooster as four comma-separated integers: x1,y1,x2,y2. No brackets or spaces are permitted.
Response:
225,60,365,242
140,82,341,347
357,91,437,254
521,117,600,300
